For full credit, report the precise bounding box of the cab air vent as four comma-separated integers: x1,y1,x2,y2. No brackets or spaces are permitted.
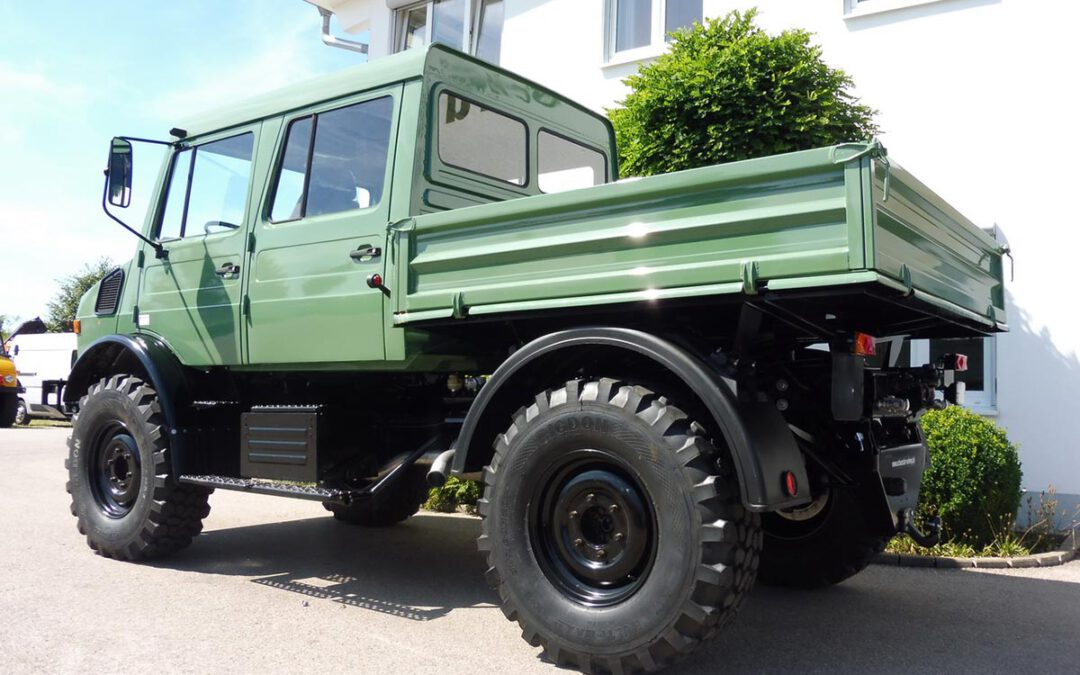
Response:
94,268,124,315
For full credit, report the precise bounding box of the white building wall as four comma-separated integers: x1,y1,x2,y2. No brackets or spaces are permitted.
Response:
362,0,1080,499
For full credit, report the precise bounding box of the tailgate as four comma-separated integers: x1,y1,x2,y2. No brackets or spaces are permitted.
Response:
865,156,1007,330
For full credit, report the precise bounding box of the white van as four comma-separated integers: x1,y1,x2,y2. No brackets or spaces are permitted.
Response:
8,332,77,424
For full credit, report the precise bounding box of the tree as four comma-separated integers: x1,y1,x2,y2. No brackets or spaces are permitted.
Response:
46,258,114,332
608,9,878,177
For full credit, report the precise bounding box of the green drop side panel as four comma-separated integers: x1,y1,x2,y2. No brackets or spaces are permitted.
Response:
395,146,857,321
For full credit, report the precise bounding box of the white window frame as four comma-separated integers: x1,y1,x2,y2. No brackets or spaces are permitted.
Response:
604,0,702,67
844,0,951,19
392,0,499,60
909,336,998,415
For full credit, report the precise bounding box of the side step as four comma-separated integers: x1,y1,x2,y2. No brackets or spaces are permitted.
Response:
178,474,350,504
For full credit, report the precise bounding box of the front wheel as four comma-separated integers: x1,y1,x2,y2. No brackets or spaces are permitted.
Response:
479,379,760,673
15,398,30,426
66,375,212,560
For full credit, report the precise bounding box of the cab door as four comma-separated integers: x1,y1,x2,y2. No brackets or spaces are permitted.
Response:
245,89,399,365
136,130,257,366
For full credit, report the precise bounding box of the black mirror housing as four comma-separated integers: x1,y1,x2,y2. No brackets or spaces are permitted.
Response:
107,137,133,208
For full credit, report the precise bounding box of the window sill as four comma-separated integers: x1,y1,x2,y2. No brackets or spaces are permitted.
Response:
844,0,950,20
602,43,668,69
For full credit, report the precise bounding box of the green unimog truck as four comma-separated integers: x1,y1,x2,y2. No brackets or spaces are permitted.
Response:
67,44,1006,672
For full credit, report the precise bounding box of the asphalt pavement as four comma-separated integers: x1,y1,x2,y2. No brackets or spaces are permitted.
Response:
2,426,1078,674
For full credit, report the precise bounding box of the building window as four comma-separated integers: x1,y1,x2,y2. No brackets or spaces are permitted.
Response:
393,0,505,64
844,0,950,18
607,0,702,62
437,92,526,185
906,336,997,413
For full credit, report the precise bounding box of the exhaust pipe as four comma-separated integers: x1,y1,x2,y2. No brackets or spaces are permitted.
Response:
426,449,456,487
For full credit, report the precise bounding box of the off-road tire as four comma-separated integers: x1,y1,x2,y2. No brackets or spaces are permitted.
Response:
0,393,17,427
325,467,430,526
66,375,211,560
15,398,30,426
758,487,889,589
479,379,760,674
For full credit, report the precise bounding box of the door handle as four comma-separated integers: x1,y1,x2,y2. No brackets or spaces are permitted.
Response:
215,262,240,277
349,244,382,260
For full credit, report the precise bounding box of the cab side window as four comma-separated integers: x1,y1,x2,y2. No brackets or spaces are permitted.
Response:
270,96,394,222
158,133,254,240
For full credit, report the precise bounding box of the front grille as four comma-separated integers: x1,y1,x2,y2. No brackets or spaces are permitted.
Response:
94,268,124,315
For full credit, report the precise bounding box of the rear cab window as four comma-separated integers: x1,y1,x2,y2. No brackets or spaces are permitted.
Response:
437,92,527,186
538,130,607,194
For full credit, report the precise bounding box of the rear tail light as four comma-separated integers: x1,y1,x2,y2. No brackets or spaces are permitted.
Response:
940,353,968,371
853,332,876,357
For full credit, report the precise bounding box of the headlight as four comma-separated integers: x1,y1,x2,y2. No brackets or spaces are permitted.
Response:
2,375,14,384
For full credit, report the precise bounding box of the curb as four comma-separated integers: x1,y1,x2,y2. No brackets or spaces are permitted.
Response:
873,527,1079,569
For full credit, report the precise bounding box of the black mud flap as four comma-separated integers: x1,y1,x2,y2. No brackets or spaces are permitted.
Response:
876,441,927,519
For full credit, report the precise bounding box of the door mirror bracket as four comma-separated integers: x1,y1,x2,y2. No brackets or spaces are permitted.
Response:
101,135,174,260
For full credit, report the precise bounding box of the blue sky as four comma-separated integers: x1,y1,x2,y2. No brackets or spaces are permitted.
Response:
0,0,366,325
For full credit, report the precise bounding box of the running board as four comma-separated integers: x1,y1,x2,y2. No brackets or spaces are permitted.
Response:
178,474,350,503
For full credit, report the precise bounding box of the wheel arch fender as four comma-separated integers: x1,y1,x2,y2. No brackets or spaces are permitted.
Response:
65,334,192,473
452,327,810,512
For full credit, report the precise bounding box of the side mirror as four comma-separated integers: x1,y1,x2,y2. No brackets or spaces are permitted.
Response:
107,137,133,208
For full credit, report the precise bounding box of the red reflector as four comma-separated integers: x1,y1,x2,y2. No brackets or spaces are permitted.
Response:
782,471,798,497
854,332,876,357
954,354,968,372
366,273,383,289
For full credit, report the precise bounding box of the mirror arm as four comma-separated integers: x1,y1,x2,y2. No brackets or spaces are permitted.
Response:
101,171,167,259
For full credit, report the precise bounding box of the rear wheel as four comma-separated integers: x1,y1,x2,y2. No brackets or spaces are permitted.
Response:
66,375,211,560
758,487,889,589
480,379,760,673
325,467,429,526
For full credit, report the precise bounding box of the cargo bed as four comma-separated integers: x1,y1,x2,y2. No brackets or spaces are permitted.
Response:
390,143,1006,335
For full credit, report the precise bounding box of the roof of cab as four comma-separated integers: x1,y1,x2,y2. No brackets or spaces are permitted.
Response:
175,46,433,139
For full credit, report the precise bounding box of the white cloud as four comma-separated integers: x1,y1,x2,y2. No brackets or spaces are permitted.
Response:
0,202,134,321
145,20,324,123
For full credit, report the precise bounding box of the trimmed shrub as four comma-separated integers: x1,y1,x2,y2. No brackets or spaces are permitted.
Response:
608,9,878,176
918,406,1022,548
424,476,481,513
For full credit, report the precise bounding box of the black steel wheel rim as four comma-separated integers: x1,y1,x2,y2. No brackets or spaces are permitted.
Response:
89,422,142,518
530,449,657,607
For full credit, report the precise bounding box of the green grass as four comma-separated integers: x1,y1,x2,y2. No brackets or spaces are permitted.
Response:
26,419,71,428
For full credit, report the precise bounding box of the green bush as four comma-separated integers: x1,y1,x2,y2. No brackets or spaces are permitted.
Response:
609,9,878,177
918,406,1022,548
423,476,481,513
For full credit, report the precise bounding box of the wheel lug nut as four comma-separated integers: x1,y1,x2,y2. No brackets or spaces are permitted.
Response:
596,549,607,559
609,504,619,513
586,493,596,502
569,510,578,519
614,533,624,542
574,538,584,547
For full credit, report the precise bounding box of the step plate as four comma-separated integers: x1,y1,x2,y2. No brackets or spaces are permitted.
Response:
179,474,346,502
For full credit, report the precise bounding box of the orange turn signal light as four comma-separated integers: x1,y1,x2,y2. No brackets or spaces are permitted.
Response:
854,332,876,357
72,319,81,335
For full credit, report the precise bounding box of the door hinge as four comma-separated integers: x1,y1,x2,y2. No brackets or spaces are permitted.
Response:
136,249,145,268
247,231,256,253
241,295,251,316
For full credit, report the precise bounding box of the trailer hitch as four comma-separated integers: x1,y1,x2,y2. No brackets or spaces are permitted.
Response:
899,508,941,548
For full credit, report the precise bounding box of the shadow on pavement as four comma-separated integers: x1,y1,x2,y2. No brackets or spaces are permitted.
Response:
153,513,1080,673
